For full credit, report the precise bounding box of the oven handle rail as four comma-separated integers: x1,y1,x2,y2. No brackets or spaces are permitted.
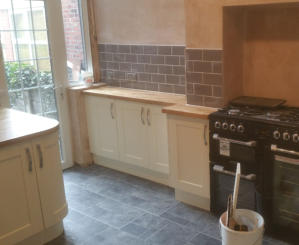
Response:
271,144,299,157
213,165,256,181
212,134,257,147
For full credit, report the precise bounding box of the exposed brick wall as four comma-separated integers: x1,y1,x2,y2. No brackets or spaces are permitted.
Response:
61,0,84,80
99,44,186,94
185,49,224,108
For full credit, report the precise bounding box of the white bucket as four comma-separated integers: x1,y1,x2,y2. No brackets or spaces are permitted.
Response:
219,209,264,245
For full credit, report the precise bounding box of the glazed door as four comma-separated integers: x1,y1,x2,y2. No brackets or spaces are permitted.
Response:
0,0,73,168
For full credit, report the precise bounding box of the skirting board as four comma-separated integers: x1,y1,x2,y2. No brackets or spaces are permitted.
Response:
93,155,173,187
17,221,64,245
175,189,210,211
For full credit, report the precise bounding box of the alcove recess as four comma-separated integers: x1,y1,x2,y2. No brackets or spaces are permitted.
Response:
223,2,299,106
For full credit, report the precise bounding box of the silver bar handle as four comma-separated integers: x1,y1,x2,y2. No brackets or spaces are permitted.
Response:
110,102,114,119
147,109,151,126
141,107,145,125
271,144,299,157
204,125,208,146
213,165,256,181
36,144,43,169
213,134,257,147
275,155,299,166
26,148,33,172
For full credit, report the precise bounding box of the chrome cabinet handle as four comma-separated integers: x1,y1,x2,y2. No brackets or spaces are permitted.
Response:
204,125,208,146
141,107,145,125
213,165,256,181
213,134,257,147
26,148,33,172
37,144,43,169
110,102,114,119
147,109,151,126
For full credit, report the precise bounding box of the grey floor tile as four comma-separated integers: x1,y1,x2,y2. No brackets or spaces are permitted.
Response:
82,201,145,228
121,213,170,239
48,209,108,245
263,235,292,245
85,227,145,245
160,212,190,226
146,222,198,245
64,182,105,212
190,233,221,245
46,165,290,245
201,222,221,240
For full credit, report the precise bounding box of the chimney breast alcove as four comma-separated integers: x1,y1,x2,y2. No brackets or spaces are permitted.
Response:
223,2,299,106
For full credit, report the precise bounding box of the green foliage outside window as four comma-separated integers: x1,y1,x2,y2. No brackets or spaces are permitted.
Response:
4,62,53,90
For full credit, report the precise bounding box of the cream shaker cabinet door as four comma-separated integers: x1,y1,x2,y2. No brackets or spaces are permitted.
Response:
147,105,169,174
0,144,43,245
85,95,119,160
32,132,68,229
169,117,210,197
117,101,149,168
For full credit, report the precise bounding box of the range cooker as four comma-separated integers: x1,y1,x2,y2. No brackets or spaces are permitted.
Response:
209,98,299,243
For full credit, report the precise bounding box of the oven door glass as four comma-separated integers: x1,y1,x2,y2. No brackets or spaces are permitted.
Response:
273,154,299,231
211,163,257,215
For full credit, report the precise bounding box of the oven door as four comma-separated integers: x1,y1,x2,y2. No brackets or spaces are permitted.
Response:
271,145,299,232
210,162,258,215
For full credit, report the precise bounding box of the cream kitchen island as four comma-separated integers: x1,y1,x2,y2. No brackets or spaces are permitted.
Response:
0,109,68,245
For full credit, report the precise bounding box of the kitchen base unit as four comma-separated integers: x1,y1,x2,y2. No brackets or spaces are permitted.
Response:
167,114,210,211
0,109,67,245
17,222,64,245
85,95,170,176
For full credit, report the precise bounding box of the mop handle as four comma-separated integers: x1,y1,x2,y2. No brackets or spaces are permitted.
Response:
232,163,241,217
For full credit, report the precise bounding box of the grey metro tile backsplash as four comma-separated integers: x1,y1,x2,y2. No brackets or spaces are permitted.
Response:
98,44,186,95
99,44,224,108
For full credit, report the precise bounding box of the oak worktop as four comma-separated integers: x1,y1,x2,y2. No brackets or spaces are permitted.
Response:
0,108,59,147
83,86,217,119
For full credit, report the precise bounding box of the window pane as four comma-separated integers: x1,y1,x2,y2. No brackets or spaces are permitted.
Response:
25,87,42,114
20,62,38,88
34,31,47,43
12,0,30,11
61,0,87,82
31,1,45,8
0,2,13,31
0,31,16,61
14,13,31,30
39,69,53,87
18,44,30,60
38,59,51,72
32,9,46,30
8,91,25,111
5,61,23,90
41,87,57,113
36,44,49,58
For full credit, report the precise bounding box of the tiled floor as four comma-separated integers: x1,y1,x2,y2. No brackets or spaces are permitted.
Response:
48,165,290,245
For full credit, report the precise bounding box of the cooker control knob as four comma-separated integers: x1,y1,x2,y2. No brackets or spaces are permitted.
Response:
230,124,236,132
292,134,299,143
283,132,290,141
237,124,245,133
222,122,229,130
273,130,280,140
215,121,221,129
